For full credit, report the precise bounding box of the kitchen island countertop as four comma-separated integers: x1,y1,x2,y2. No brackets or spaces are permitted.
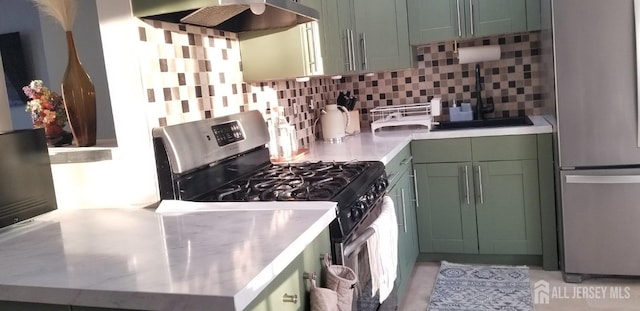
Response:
0,202,336,311
298,115,553,164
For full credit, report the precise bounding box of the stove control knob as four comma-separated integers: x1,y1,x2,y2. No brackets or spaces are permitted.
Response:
350,207,362,221
354,201,366,213
378,177,388,190
366,192,375,203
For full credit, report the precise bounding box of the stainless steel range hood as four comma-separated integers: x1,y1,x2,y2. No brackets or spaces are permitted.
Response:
132,0,319,33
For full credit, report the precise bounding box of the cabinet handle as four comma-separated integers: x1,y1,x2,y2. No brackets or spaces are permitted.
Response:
456,0,462,37
344,29,352,71
477,165,484,204
305,24,317,73
395,191,404,227
349,29,357,71
412,169,420,207
283,293,298,304
469,0,475,36
400,156,413,166
566,175,640,184
401,188,407,233
360,32,368,70
464,165,470,205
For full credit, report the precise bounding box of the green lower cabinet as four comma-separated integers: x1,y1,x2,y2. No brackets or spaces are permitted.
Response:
414,160,542,256
245,229,331,311
396,168,419,299
475,160,542,255
415,162,478,254
386,150,419,302
412,134,557,269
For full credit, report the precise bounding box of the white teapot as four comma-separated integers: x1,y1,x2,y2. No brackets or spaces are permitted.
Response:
321,104,351,143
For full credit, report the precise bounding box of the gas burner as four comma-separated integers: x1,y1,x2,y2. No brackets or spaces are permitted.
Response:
259,183,301,201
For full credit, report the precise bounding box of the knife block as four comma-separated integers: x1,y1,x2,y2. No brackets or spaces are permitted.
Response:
345,110,361,134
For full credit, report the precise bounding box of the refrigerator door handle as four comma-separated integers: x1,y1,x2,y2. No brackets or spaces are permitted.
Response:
635,0,640,147
566,175,640,184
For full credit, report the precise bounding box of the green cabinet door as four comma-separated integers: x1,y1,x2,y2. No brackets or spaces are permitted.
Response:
407,0,463,45
407,0,535,45
468,0,527,38
318,0,355,74
246,229,330,311
526,0,542,31
394,167,420,301
415,162,478,254
474,160,542,255
353,0,413,72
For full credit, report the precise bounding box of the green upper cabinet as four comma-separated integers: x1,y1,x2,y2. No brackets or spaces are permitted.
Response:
240,0,330,82
239,23,324,82
407,0,464,45
470,0,527,38
319,0,355,75
352,0,414,73
240,0,414,80
408,0,540,46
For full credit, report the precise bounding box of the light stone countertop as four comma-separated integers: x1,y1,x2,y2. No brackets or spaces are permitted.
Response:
0,202,336,311
299,115,553,164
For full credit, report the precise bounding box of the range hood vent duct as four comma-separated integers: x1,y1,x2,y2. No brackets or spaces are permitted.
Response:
133,0,319,33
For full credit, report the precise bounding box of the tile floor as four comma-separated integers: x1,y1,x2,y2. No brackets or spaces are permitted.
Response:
399,262,640,310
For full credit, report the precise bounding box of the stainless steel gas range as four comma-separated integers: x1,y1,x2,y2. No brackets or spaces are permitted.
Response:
151,110,389,270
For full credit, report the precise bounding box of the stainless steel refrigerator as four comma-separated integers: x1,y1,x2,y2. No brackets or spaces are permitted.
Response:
553,0,640,282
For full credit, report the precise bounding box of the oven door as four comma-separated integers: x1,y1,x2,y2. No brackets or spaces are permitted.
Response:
337,196,398,309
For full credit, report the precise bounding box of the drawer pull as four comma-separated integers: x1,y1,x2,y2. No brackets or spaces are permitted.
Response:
399,156,413,166
283,293,298,304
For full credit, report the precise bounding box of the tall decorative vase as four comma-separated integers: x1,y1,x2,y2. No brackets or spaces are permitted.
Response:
61,31,96,147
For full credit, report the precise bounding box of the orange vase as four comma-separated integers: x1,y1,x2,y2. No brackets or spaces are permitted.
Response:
61,31,96,147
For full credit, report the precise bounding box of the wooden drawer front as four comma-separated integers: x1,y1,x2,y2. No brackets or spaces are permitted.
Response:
411,138,472,163
385,144,412,182
471,135,538,161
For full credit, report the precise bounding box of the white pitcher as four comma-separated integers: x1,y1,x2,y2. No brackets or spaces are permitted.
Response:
321,104,351,143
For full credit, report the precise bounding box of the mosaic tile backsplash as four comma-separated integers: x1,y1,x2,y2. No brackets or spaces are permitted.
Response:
138,19,542,146
341,32,543,126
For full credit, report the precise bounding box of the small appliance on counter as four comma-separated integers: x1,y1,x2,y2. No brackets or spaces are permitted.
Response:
337,91,360,135
0,129,57,229
321,104,351,143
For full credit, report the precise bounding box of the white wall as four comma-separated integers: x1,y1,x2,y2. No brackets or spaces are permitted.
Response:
93,0,160,207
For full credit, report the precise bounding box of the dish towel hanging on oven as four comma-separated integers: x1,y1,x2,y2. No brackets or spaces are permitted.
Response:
366,195,398,303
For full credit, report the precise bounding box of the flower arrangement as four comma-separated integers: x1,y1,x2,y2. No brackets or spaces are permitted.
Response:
23,80,68,132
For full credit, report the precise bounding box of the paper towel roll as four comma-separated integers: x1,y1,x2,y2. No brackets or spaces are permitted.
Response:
457,45,501,64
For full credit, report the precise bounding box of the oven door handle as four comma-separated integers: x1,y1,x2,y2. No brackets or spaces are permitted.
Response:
343,227,375,259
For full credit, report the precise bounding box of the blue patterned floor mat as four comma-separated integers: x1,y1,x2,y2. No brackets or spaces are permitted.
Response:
428,261,533,311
